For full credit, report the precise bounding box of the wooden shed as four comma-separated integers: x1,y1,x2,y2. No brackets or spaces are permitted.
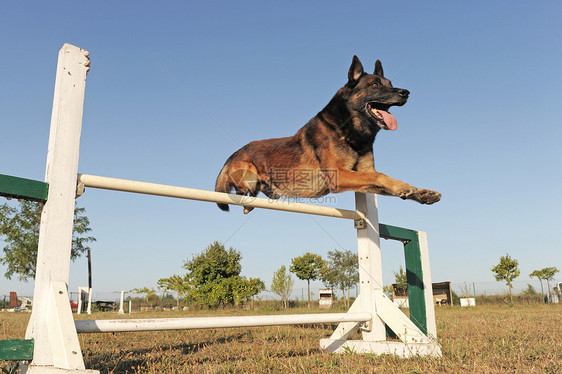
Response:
392,281,452,306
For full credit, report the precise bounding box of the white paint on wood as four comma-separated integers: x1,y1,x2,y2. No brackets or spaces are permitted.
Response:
374,292,430,344
77,174,365,221
328,295,361,341
25,43,89,370
320,339,442,357
87,288,92,315
76,287,92,315
418,231,438,338
22,366,99,374
326,203,441,356
74,313,371,333
45,282,85,368
118,291,125,314
355,192,386,341
76,287,86,315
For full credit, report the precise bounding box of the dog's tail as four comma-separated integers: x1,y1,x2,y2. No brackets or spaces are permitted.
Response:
215,160,234,212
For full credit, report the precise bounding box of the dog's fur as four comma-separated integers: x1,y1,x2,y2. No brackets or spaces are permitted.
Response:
215,56,441,212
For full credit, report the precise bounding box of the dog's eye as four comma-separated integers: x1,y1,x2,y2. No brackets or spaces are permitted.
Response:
372,83,378,87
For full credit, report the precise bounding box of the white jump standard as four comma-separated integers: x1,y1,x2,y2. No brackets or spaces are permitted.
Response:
4,44,441,373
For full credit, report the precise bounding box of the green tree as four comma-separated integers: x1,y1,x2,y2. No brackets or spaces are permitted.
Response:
130,287,158,307
0,200,95,281
383,285,394,298
320,264,339,293
290,252,325,308
157,274,190,308
521,284,537,295
530,267,559,303
542,267,560,301
271,265,294,308
491,254,520,304
231,276,265,306
130,287,156,297
529,269,546,302
321,250,358,307
183,241,264,307
393,266,408,295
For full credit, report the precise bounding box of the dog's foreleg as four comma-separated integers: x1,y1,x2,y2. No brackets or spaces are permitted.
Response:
369,172,441,204
330,169,441,205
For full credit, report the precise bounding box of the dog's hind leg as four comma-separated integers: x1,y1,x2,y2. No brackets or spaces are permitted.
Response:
242,193,256,214
227,161,260,214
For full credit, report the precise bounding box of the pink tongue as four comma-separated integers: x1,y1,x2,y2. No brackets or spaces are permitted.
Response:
379,110,397,131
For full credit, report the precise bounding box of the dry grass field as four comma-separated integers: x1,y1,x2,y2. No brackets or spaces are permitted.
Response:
2,304,561,373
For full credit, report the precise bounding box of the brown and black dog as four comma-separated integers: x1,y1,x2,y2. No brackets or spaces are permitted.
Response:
215,56,441,213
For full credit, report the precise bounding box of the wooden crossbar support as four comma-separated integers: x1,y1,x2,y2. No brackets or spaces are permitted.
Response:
75,313,371,334
379,223,418,242
77,173,365,221
0,339,34,361
378,224,437,336
0,174,48,203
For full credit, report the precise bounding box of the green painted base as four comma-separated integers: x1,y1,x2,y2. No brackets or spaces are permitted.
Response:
0,339,34,361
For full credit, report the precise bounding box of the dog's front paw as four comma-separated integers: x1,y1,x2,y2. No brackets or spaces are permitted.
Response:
415,189,441,205
396,188,416,200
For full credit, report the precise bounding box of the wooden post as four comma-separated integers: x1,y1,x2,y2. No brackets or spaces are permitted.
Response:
87,249,92,290
87,288,92,315
77,287,83,315
355,192,386,341
23,43,94,373
118,291,125,314
417,231,438,338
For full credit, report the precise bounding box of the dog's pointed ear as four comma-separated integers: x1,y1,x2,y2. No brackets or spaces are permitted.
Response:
348,55,364,84
374,60,384,77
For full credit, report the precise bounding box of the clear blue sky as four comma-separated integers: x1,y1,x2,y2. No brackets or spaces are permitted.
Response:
1,1,561,299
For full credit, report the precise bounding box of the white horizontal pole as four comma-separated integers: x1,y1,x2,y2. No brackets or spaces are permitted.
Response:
77,174,365,221
75,313,371,333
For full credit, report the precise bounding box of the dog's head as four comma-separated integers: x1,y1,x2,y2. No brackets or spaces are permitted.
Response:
345,56,409,131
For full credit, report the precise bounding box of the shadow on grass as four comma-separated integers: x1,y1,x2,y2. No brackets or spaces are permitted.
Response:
83,330,322,373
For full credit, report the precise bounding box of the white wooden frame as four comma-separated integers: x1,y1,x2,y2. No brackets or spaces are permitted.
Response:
22,44,441,373
76,287,92,315
23,44,93,374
